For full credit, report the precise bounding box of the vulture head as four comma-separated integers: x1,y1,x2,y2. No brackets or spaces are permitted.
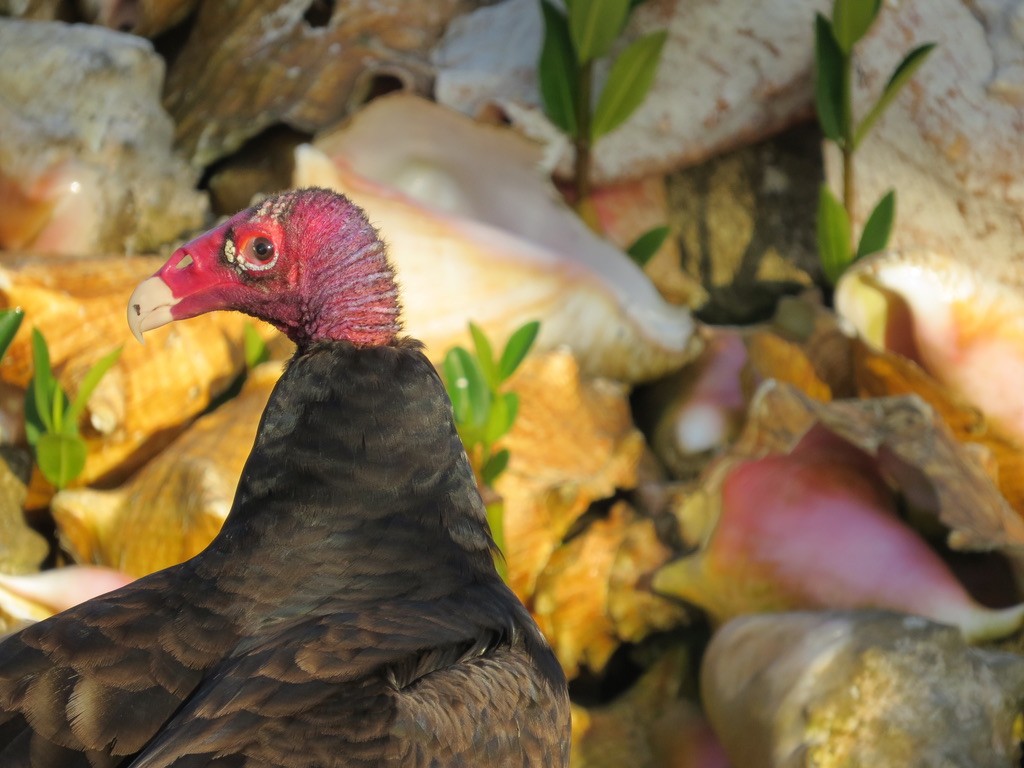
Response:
128,187,400,347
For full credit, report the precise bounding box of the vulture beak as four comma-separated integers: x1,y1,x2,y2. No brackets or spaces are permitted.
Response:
126,218,236,343
127,274,178,343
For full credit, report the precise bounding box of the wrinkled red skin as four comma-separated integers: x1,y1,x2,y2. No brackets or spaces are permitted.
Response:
153,188,400,347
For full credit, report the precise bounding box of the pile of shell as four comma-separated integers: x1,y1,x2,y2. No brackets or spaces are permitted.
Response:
2,1,1023,766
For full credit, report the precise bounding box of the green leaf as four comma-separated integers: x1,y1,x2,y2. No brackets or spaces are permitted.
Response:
244,324,269,368
484,390,511,445
34,432,87,489
30,328,55,435
853,43,935,148
856,189,896,260
503,392,519,432
814,13,847,145
482,448,510,487
64,346,122,434
832,0,882,53
452,346,491,431
498,321,540,381
817,184,853,285
538,0,580,137
0,308,24,361
591,30,667,139
626,225,669,267
484,391,520,445
443,347,471,426
469,322,499,390
569,0,631,63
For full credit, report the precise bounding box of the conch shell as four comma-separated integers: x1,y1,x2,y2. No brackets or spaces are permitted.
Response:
493,350,646,600
0,566,133,632
293,93,699,384
835,249,1024,446
654,382,1024,642
532,502,687,678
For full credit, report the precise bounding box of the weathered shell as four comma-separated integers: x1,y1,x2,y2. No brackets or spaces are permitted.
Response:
51,362,281,577
0,20,206,255
493,350,646,600
532,502,686,678
433,0,830,184
702,611,1024,768
823,0,1024,273
0,254,278,488
294,93,700,384
0,454,46,574
164,0,475,167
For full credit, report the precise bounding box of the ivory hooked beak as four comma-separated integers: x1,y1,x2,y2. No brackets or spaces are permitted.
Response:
126,275,178,344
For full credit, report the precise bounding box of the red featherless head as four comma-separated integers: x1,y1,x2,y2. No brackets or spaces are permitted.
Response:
127,188,401,347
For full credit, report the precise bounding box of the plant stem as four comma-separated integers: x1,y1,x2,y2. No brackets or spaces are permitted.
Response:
573,59,593,207
843,144,854,241
841,52,855,252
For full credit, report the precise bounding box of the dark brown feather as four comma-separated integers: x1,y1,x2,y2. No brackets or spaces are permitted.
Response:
0,340,570,766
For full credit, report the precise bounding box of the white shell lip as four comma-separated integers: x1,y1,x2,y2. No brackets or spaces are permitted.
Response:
127,275,178,343
295,94,700,383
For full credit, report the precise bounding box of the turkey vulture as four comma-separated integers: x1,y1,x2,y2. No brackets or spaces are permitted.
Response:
0,188,571,766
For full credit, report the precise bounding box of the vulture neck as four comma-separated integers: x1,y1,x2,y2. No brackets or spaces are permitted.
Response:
211,338,500,601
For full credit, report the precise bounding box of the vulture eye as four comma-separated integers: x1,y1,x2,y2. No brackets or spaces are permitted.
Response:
251,237,274,261
237,235,279,272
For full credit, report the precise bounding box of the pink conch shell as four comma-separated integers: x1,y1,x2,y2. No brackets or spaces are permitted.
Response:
293,93,699,384
0,566,132,626
654,422,1024,642
835,249,1024,446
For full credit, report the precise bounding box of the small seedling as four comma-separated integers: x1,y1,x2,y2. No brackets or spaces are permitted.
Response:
0,308,24,361
538,0,667,210
442,320,540,579
25,328,121,489
814,0,934,284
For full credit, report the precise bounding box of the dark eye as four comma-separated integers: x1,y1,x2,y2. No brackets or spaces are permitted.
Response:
251,237,274,261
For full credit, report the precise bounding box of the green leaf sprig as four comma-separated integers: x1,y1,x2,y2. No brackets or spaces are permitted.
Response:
443,320,539,488
25,328,121,489
813,0,934,284
442,320,540,579
538,0,666,208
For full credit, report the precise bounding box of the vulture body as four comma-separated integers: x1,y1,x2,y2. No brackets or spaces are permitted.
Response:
0,188,570,766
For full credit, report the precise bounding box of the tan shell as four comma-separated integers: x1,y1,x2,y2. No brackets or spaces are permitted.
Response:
0,254,279,488
294,93,700,384
532,502,686,678
51,362,281,576
493,350,646,600
165,0,472,166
